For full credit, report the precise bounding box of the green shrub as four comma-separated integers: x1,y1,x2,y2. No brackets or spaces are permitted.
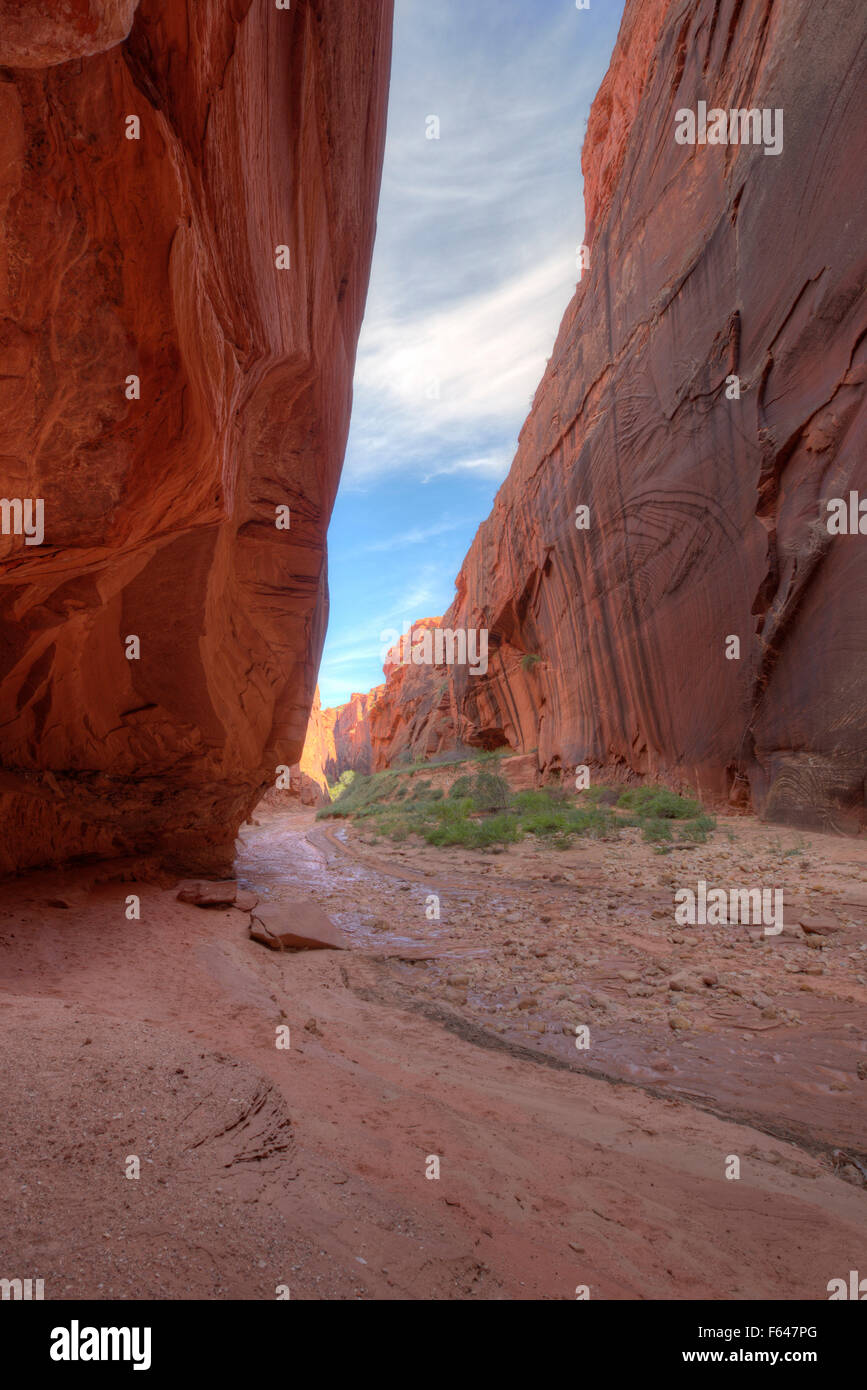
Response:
321,765,715,855
617,786,701,820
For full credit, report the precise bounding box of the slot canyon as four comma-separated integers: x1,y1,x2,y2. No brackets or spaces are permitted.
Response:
0,0,865,1324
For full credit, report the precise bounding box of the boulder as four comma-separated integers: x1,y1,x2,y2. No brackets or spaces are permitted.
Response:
799,915,843,937
176,880,257,911
250,902,348,952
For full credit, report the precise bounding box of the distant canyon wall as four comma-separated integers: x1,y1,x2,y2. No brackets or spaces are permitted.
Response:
351,0,867,830
320,686,385,780
0,0,394,873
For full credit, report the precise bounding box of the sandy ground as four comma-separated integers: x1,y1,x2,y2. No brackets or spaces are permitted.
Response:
0,806,864,1300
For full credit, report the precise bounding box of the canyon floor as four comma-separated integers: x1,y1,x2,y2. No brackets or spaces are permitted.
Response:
0,805,865,1300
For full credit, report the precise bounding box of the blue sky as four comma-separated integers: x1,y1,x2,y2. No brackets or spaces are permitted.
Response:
318,0,626,709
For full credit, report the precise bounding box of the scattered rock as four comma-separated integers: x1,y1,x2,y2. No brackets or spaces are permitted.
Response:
668,972,701,993
800,914,842,936
177,880,240,908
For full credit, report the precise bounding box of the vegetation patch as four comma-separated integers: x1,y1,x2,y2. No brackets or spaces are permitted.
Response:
320,763,715,851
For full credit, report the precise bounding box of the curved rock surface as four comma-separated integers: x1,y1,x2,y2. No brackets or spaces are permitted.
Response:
0,0,393,873
0,1,140,68
258,684,329,809
363,0,867,830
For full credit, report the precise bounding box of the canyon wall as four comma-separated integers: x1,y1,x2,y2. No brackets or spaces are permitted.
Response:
321,685,385,780
0,0,393,873
257,685,329,810
365,0,866,830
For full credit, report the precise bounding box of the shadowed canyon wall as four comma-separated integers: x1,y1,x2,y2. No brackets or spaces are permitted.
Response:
0,0,393,873
350,0,867,830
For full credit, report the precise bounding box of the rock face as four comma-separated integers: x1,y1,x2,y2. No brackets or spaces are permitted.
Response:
0,1,140,68
0,1,393,873
365,0,866,830
257,685,330,809
292,686,331,805
320,686,385,779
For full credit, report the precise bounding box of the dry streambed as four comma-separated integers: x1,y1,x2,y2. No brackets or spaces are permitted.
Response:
0,805,864,1299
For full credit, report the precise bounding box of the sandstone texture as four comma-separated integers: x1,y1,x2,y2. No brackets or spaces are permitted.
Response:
257,684,330,810
0,0,393,873
0,1,139,68
320,685,385,779
363,0,866,830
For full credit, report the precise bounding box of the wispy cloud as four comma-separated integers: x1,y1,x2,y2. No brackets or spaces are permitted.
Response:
339,0,615,490
319,0,626,707
349,250,574,485
420,453,511,485
358,517,466,552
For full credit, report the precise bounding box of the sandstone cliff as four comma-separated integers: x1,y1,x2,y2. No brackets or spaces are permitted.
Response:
321,685,385,779
365,0,866,829
0,0,393,873
256,685,329,810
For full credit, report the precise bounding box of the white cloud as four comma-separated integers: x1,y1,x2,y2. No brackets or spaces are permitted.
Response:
420,453,510,485
319,0,627,706
359,517,465,551
352,247,573,448
336,0,614,490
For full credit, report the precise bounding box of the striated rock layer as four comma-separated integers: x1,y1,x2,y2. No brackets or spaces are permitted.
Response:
0,0,393,873
361,0,867,830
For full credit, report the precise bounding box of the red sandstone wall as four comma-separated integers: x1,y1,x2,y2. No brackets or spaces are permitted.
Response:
365,0,867,830
0,0,394,872
320,686,386,780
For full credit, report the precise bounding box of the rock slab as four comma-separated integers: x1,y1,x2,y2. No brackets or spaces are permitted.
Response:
250,902,348,953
